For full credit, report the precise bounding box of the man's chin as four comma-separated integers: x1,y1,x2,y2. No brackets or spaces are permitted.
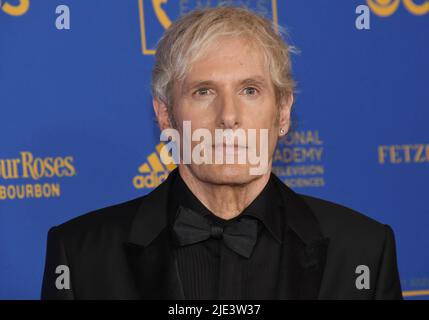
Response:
186,164,265,186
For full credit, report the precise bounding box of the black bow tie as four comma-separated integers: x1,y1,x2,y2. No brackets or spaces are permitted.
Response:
172,206,258,258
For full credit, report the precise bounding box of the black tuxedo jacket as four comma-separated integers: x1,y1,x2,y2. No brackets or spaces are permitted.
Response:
41,170,402,299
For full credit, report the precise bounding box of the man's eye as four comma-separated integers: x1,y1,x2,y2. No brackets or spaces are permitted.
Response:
194,88,211,96
243,87,258,95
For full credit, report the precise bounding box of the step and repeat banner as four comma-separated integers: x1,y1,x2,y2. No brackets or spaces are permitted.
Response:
0,0,428,299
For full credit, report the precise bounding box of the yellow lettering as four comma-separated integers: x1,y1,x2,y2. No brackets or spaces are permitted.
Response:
26,184,33,197
21,151,34,178
7,185,16,199
54,157,65,177
51,183,60,197
413,144,424,163
0,186,6,199
63,156,76,177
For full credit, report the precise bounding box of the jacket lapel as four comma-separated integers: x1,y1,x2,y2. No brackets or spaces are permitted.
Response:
124,170,185,299
272,175,330,299
123,169,329,300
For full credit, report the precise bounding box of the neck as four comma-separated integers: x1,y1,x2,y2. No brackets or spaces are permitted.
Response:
178,166,271,220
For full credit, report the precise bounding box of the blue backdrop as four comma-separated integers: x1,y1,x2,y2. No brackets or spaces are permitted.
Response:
1,0,428,299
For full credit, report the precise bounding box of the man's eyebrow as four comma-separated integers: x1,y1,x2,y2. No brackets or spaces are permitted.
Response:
239,76,268,87
185,76,268,90
186,80,216,89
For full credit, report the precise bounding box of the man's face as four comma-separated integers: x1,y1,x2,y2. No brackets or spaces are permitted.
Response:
156,36,292,185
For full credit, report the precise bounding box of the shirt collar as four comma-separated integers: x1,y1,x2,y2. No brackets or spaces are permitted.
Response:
168,171,284,243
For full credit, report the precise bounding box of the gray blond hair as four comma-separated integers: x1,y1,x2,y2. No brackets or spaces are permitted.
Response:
151,6,296,117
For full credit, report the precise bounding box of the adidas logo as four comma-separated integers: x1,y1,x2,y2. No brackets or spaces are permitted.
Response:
133,143,177,189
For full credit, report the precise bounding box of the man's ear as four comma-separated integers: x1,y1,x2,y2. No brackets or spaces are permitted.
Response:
152,98,172,131
278,92,294,136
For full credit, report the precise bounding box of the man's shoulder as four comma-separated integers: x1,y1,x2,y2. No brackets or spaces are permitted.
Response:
50,173,173,243
298,194,388,243
50,195,146,244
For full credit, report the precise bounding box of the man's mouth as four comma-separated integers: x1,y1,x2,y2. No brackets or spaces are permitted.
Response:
212,143,248,155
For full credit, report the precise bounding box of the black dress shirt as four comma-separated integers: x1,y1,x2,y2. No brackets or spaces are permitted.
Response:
167,172,285,300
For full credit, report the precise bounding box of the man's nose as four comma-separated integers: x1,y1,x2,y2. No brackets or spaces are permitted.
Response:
216,93,241,129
